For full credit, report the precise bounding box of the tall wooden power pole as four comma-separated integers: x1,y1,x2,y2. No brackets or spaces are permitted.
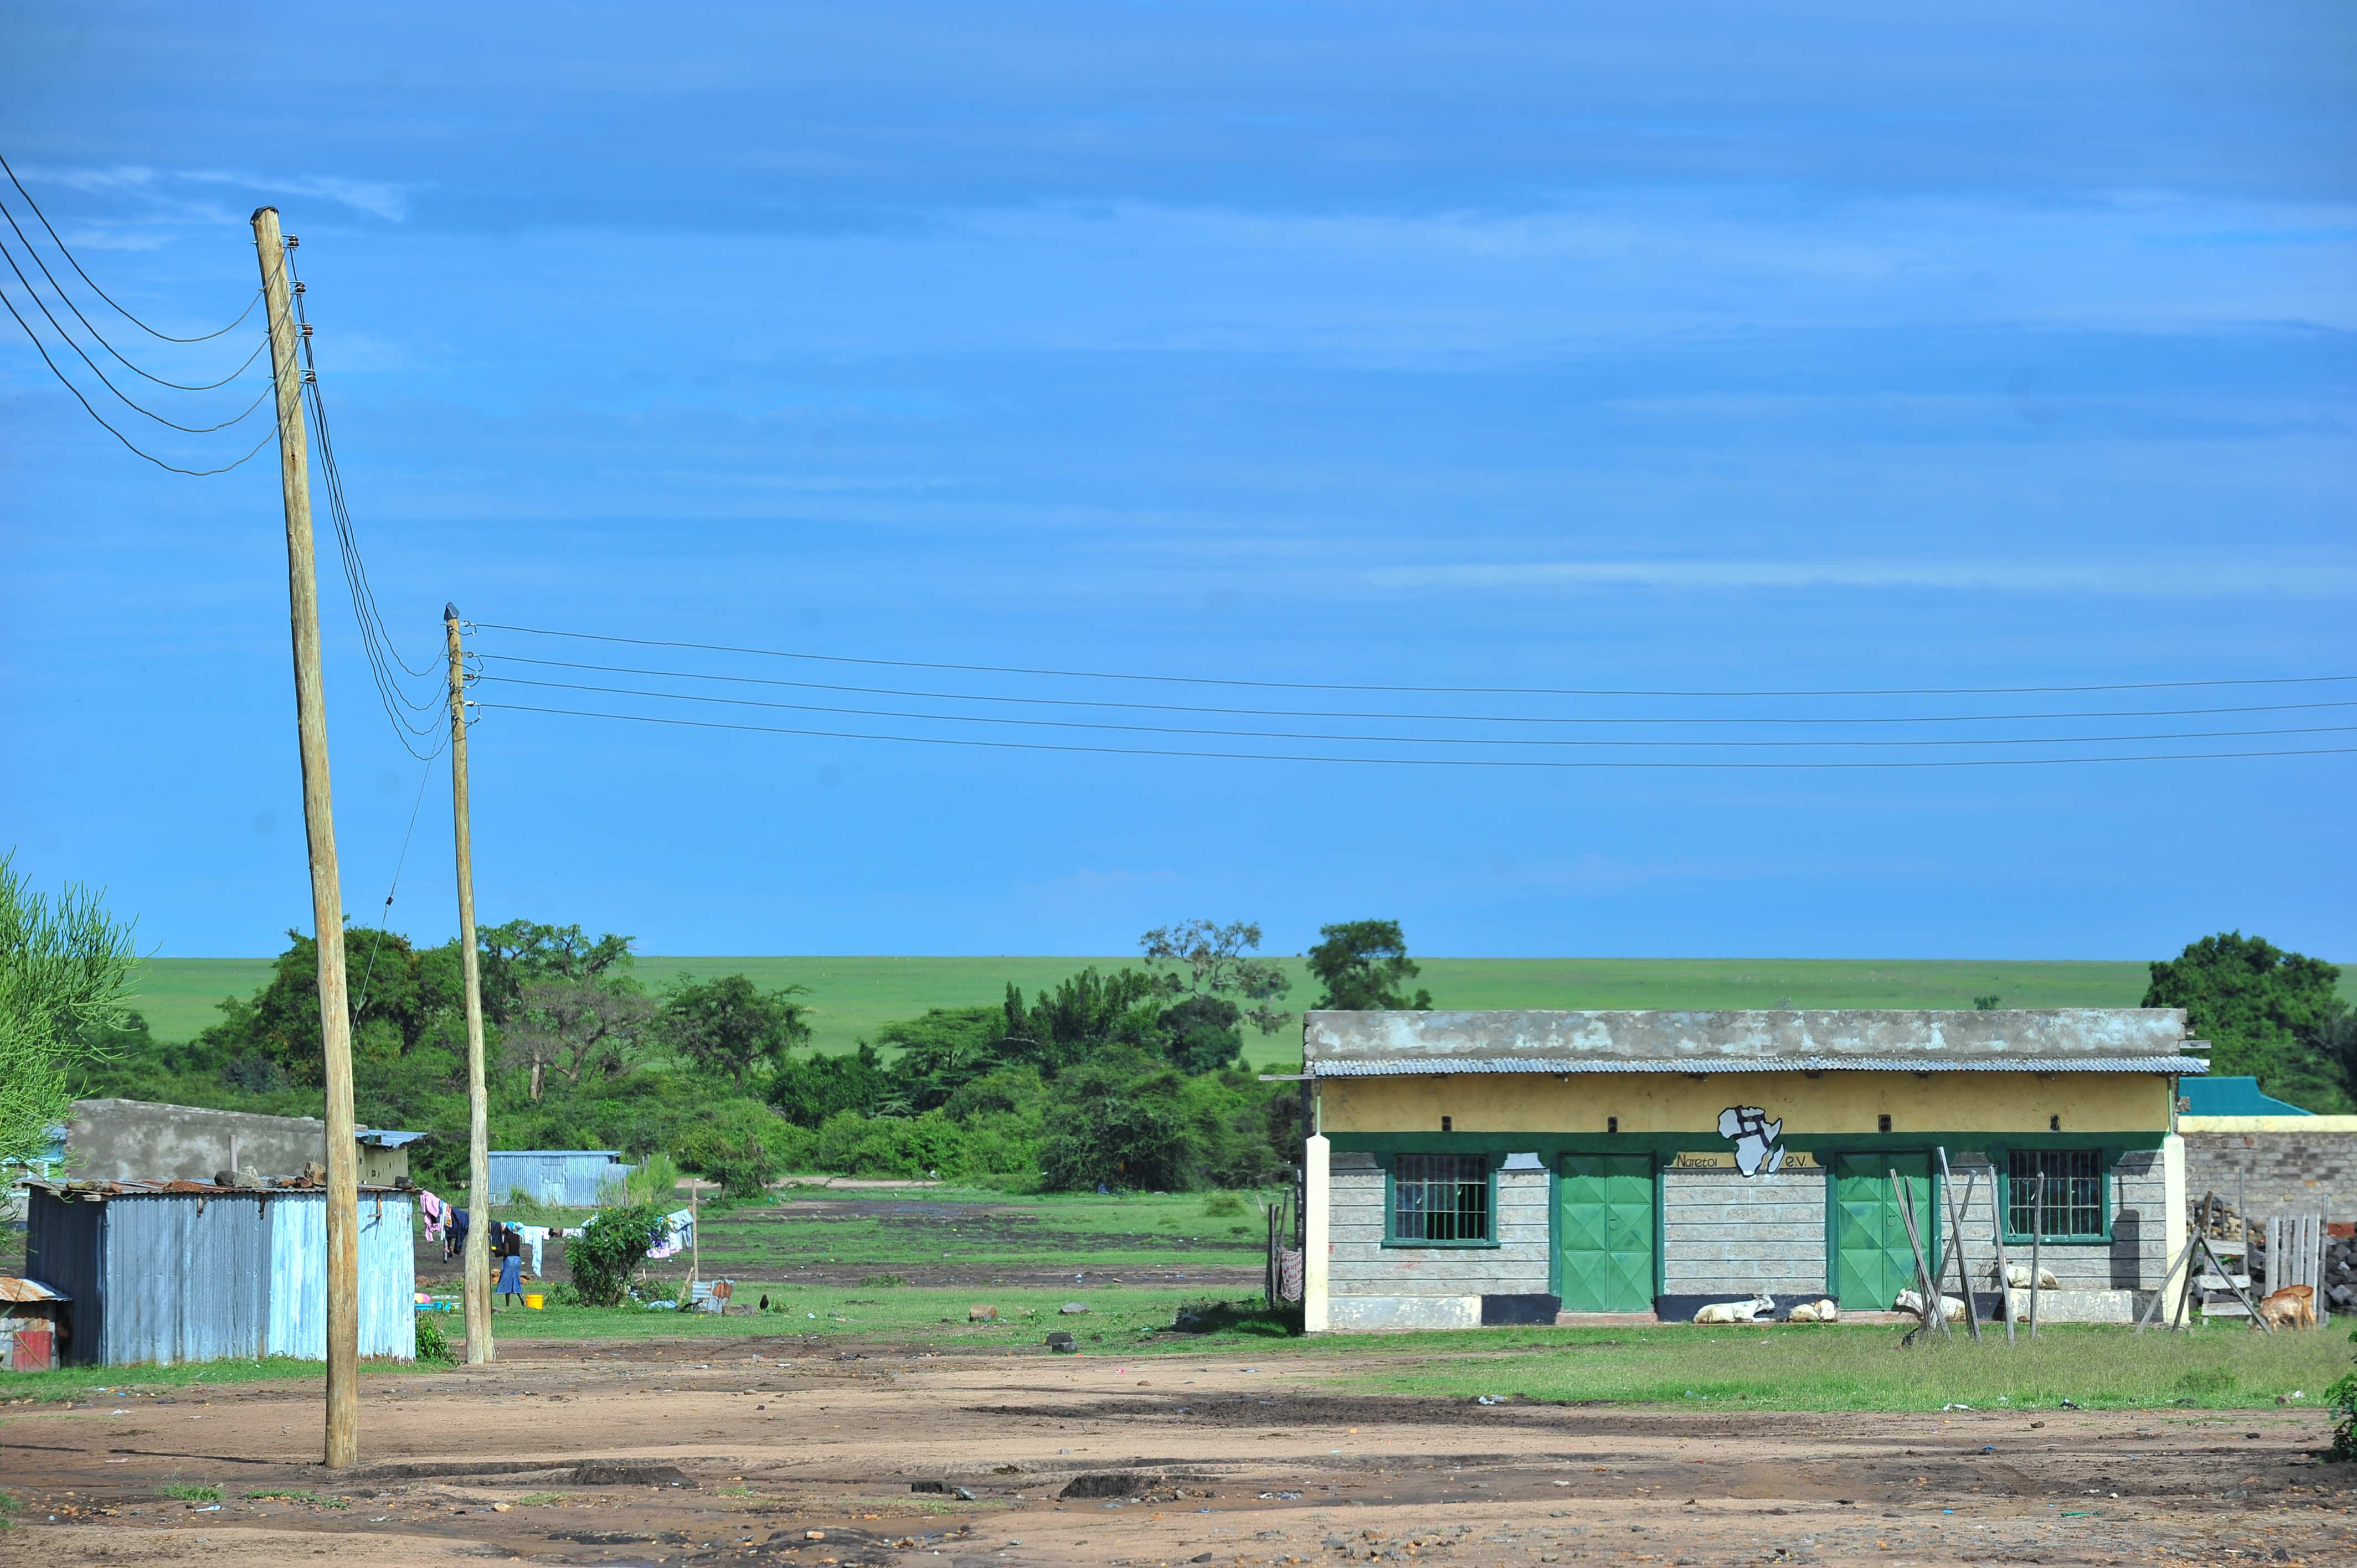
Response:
252,206,361,1468
445,605,495,1363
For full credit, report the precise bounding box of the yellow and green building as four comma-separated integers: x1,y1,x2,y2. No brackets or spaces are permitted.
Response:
1298,1007,2203,1330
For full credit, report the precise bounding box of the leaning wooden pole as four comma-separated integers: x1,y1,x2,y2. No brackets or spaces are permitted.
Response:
1987,1177,2017,1345
1935,1148,1983,1343
253,206,360,1467
446,605,495,1364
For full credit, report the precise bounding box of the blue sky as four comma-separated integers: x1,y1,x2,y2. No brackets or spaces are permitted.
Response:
2,2,2351,963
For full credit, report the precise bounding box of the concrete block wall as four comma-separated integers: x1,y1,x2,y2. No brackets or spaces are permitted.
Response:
1326,1151,1548,1329
2183,1132,2357,1220
1935,1153,2168,1296
1660,1168,1828,1298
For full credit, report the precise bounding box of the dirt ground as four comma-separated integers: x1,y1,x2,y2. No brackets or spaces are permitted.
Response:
3,1337,2350,1567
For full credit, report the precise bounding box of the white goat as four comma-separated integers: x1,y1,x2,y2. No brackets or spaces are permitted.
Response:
2001,1263,2060,1290
1692,1292,1774,1325
1785,1298,1840,1323
1895,1288,1969,1323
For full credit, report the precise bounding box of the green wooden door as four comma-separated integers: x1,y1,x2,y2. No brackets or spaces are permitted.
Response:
1557,1154,1655,1312
1832,1154,1935,1309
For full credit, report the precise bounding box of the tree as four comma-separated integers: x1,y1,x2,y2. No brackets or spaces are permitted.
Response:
1305,919,1432,1011
564,1201,671,1306
477,919,637,1025
1,854,138,1164
875,1005,1008,1110
768,1043,897,1128
2144,932,2349,1112
999,966,1165,1075
657,973,812,1090
1037,1045,1196,1191
1159,993,1246,1075
1140,919,1294,1035
501,979,654,1101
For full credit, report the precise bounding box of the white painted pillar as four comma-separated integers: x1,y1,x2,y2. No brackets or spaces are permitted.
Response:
2160,1133,2188,1323
1303,1133,1330,1333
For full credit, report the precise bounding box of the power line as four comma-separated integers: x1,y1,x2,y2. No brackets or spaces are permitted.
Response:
0,282,276,475
474,650,2357,730
0,192,268,389
471,672,2357,752
0,150,263,342
476,699,2357,771
1,233,272,432
472,621,2357,701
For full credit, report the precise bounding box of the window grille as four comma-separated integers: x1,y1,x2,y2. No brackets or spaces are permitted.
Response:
1392,1154,1490,1243
2007,1149,2104,1239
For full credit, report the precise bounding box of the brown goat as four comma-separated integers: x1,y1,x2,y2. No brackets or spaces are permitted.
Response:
2255,1284,2315,1330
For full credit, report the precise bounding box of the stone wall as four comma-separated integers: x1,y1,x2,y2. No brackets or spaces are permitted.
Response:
2183,1130,2357,1220
63,1099,410,1185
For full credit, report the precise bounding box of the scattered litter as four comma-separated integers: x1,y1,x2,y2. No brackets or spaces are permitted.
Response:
2060,1399,2082,1410
1943,1404,1974,1411
1059,1302,1090,1316
1476,1395,1503,1406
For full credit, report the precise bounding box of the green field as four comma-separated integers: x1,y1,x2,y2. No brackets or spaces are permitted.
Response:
126,955,2214,1061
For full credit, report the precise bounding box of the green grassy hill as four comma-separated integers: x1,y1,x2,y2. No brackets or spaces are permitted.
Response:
125,953,2231,1068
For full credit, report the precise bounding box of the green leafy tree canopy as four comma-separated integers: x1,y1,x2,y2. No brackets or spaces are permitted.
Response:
1140,919,1294,1035
1,853,139,1163
2144,931,2349,1113
1305,919,1433,1012
657,972,812,1090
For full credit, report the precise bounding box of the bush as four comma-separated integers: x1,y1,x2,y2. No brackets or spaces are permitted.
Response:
415,1316,457,1365
768,1043,899,1127
1201,1192,1247,1218
566,1201,671,1307
1038,1046,1194,1191
625,1152,681,1205
675,1126,778,1199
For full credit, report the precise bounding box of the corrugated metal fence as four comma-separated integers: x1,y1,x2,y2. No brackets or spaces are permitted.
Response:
485,1150,632,1208
25,1186,414,1366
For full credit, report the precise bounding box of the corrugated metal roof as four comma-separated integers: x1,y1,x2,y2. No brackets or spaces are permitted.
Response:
1312,1055,2210,1077
0,1276,69,1303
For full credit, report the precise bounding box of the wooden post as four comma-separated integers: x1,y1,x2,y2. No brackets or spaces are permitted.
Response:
445,606,493,1364
1892,1169,1949,1342
2027,1175,2045,1339
690,1182,701,1294
1936,1149,1982,1343
1986,1175,2017,1346
252,206,359,1469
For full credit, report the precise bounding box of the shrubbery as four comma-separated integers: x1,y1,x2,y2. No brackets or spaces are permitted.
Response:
565,1201,672,1306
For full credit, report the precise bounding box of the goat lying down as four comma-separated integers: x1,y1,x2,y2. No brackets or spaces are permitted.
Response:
1895,1288,1969,1323
1785,1298,1839,1323
2001,1263,2061,1290
1691,1293,1774,1324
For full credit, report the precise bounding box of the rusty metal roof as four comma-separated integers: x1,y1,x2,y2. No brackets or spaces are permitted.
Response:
0,1276,70,1303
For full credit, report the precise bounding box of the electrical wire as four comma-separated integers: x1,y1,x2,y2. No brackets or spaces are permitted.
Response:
473,651,2357,730
470,671,2357,750
0,234,271,432
350,746,444,1024
0,282,276,475
0,150,263,342
471,621,2357,701
269,236,447,760
0,192,267,389
475,699,2357,771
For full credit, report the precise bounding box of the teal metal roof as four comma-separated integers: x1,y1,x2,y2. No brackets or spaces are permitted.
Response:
2180,1075,2312,1116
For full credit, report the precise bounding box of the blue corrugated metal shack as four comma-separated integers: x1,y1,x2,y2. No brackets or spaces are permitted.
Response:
485,1149,633,1208
23,1181,415,1366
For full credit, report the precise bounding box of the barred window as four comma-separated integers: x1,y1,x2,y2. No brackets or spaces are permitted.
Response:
2008,1149,2105,1239
1392,1154,1490,1243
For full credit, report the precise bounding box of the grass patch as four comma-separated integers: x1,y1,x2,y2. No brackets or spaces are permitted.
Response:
157,1485,222,1503
1335,1322,2351,1412
859,1273,911,1288
0,1354,444,1405
516,1492,574,1506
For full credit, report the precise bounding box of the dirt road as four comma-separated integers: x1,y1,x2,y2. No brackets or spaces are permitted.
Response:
4,1338,2348,1566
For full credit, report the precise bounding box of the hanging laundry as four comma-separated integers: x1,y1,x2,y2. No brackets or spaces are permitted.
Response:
514,1224,550,1277
646,1207,695,1261
419,1191,447,1241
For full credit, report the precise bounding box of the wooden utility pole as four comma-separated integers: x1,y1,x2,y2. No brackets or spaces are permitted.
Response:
252,206,360,1468
445,605,494,1363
